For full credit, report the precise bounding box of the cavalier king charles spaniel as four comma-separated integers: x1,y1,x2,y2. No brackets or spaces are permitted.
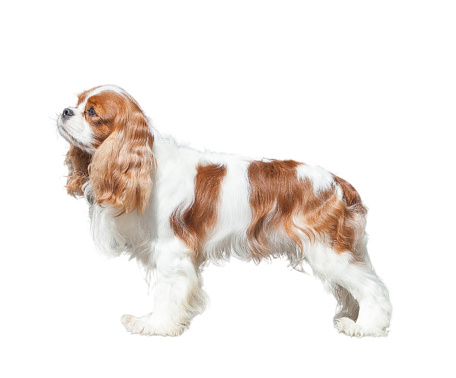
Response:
57,85,391,337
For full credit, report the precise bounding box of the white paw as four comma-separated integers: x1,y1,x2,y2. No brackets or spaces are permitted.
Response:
335,317,388,337
121,314,154,335
121,314,186,336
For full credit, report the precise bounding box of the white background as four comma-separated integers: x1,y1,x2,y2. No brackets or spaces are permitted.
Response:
1,1,455,377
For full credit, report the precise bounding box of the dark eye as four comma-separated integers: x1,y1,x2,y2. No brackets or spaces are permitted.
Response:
86,107,97,117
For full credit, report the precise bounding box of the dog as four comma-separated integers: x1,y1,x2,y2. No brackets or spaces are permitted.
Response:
57,84,391,337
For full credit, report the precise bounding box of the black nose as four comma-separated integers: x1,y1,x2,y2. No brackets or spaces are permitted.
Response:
62,108,74,118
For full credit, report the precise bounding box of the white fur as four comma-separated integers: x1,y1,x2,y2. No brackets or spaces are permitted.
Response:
296,164,335,192
203,156,252,262
61,85,392,337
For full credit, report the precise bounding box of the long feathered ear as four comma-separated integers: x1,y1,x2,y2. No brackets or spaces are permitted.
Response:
65,145,91,197
89,104,156,215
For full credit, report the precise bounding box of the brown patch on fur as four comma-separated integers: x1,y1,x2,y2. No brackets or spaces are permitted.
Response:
170,164,227,258
84,91,127,148
88,93,155,215
65,145,91,196
300,178,364,256
333,175,367,215
247,160,367,261
77,86,100,106
247,160,303,260
330,175,367,255
64,88,156,215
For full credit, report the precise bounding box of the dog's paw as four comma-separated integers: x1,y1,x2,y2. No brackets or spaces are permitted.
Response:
121,314,186,337
121,314,154,335
335,317,388,337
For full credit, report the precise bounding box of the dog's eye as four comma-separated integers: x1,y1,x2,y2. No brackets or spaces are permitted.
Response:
86,107,97,117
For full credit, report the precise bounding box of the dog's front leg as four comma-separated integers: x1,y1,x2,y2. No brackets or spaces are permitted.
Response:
121,239,207,336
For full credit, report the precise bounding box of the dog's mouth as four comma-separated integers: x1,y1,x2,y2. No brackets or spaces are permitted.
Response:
57,118,93,152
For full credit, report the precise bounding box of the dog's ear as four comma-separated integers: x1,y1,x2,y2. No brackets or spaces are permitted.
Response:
89,103,156,215
65,145,91,197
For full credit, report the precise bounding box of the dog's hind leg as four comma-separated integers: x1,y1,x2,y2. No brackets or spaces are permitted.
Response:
307,244,392,337
332,285,359,324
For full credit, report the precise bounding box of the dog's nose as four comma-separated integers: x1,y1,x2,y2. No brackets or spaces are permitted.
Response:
62,108,74,118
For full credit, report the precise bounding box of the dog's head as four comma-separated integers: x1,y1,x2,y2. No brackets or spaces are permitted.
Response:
57,85,155,214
